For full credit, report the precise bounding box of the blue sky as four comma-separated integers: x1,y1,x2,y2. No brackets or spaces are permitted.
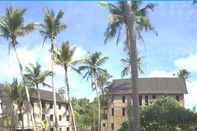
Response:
0,1,197,109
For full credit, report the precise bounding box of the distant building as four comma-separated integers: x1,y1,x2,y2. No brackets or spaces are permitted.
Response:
0,87,71,131
101,78,188,131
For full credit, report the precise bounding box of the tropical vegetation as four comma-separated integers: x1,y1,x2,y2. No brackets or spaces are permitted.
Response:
101,1,156,130
78,52,109,131
0,6,36,130
39,8,66,130
0,2,196,131
53,41,78,131
119,97,197,131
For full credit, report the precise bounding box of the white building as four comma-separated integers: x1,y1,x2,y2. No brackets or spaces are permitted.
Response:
0,88,71,131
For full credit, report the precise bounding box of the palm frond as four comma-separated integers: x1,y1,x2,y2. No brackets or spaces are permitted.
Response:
40,9,66,40
104,18,123,44
0,6,34,49
24,63,51,87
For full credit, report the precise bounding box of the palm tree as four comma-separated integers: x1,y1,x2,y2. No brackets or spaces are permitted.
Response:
10,79,26,131
1,83,18,131
39,9,66,130
53,41,77,131
24,63,52,121
9,79,33,131
0,7,35,129
121,57,143,78
97,71,112,96
96,71,111,129
101,1,155,130
177,69,190,80
78,52,108,131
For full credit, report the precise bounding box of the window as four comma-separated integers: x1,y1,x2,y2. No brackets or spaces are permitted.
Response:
18,113,22,121
66,104,69,110
122,108,125,116
152,95,156,99
50,114,53,121
66,115,70,121
50,128,54,131
122,96,126,103
59,115,62,121
111,123,114,130
58,104,61,110
50,103,53,109
67,127,69,131
103,123,106,127
31,102,34,109
139,95,142,105
111,108,114,116
176,96,180,101
59,128,62,131
42,114,45,120
42,101,46,109
103,113,107,119
111,96,114,102
0,101,2,112
145,96,149,105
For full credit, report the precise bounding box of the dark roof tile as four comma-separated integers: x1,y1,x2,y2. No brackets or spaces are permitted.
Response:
109,78,187,95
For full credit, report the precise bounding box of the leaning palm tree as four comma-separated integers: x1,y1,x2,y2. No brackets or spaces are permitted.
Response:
53,41,77,131
121,57,143,78
0,7,35,129
101,1,155,130
39,9,66,130
24,63,52,120
78,52,108,131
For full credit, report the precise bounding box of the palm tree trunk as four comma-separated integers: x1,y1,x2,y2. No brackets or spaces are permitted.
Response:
93,111,95,131
13,46,36,131
92,73,101,131
51,37,58,131
36,84,42,122
19,106,24,131
64,65,77,131
95,88,101,131
123,2,140,131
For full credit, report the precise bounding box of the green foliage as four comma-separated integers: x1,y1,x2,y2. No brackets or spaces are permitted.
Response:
121,57,143,78
142,97,197,131
72,98,99,131
0,6,35,47
53,41,79,74
118,122,129,131
101,1,156,45
177,69,190,80
39,8,66,47
78,52,108,90
118,97,197,131
24,62,52,87
0,79,35,129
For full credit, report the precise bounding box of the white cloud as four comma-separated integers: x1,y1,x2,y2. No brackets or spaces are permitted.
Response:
185,81,197,109
0,45,48,80
73,46,87,60
148,70,175,77
174,53,197,71
0,44,87,85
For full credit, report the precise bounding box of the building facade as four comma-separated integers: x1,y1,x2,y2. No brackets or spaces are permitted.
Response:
0,88,71,131
101,78,188,131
